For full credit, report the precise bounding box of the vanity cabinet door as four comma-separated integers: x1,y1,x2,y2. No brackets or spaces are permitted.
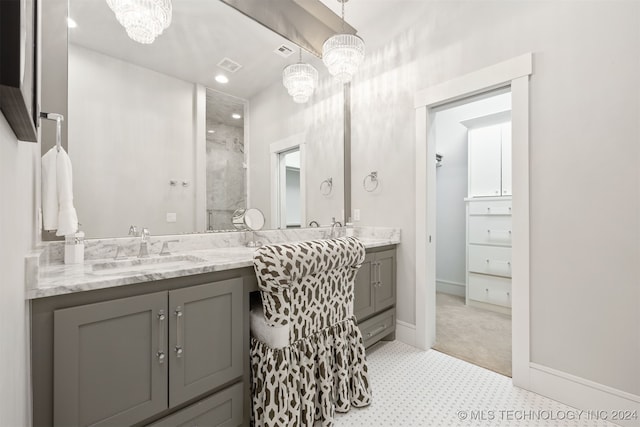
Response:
168,278,243,407
374,249,396,312
148,382,243,427
54,292,168,427
354,253,375,321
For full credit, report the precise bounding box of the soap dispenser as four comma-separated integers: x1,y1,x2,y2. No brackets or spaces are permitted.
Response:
65,231,85,264
345,221,354,237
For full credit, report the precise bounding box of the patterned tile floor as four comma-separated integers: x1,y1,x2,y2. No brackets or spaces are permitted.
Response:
334,341,616,427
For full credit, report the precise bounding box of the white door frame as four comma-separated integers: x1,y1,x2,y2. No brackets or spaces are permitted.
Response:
269,134,306,229
414,53,532,388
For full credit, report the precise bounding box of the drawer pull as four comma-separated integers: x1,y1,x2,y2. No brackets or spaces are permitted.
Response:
174,306,184,358
481,206,512,214
487,229,511,234
367,324,387,338
156,310,166,364
485,259,511,267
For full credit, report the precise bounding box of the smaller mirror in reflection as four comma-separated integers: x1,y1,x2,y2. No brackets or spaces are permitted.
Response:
232,208,265,231
277,148,301,229
206,89,246,231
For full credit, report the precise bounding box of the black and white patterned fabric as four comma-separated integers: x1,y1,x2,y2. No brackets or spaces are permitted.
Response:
251,237,372,426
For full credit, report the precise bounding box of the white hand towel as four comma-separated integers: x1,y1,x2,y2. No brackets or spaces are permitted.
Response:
41,147,78,236
41,147,58,231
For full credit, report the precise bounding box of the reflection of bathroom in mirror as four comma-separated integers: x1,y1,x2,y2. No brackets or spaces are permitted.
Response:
205,90,246,231
62,0,346,238
278,148,302,228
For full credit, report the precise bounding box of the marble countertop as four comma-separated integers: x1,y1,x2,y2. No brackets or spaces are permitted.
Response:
27,237,399,299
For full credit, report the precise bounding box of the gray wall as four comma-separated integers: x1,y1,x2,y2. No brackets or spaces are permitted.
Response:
348,1,639,395
0,115,38,425
68,45,198,238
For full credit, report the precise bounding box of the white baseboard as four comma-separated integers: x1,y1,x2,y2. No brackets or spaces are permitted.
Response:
436,279,465,297
395,320,416,347
529,363,640,427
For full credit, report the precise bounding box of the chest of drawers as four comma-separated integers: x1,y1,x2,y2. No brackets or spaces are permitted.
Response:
466,197,512,314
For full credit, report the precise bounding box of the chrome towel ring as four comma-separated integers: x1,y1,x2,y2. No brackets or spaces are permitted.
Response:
363,171,379,192
320,178,333,196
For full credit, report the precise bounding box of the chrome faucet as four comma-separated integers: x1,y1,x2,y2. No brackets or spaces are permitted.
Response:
138,228,150,258
159,239,179,256
330,217,343,238
308,220,320,227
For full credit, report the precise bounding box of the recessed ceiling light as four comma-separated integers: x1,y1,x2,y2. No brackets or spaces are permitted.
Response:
232,113,241,120
215,74,229,84
67,17,77,28
207,130,215,134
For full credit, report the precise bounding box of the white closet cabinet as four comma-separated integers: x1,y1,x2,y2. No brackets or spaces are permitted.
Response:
467,122,511,197
465,198,512,314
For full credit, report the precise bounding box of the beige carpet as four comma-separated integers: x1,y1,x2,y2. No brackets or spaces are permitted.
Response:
434,292,512,377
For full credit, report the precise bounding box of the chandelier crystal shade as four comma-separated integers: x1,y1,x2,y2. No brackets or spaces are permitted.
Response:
283,59,318,104
321,0,365,83
106,0,172,44
322,34,365,83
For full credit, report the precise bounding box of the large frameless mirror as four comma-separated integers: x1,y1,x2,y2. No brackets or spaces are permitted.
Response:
46,0,348,238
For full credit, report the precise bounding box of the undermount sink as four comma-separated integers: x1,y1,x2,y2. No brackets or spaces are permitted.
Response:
90,254,207,275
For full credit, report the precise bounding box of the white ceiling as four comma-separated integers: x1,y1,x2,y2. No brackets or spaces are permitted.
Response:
318,0,433,52
69,0,429,100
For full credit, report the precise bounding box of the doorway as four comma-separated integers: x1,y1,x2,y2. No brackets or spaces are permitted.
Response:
278,148,302,228
414,53,532,388
431,89,513,376
270,134,306,229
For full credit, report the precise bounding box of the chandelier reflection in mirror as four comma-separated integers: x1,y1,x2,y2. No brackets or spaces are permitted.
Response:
322,0,365,83
282,49,318,103
106,0,172,44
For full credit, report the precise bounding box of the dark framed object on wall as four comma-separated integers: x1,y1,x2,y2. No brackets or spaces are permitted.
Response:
0,0,38,142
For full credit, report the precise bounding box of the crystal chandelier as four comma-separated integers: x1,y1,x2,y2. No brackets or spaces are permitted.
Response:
322,0,365,83
106,0,172,44
282,49,318,103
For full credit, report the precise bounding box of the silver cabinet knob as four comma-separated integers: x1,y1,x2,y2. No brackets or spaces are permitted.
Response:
157,351,165,363
175,346,183,357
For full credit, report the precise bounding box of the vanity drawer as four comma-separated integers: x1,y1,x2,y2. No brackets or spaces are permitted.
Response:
147,382,243,427
468,245,512,278
467,199,512,215
359,308,395,348
468,216,512,246
468,273,511,308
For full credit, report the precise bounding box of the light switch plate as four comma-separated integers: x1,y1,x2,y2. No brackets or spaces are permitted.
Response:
166,212,177,223
353,209,361,221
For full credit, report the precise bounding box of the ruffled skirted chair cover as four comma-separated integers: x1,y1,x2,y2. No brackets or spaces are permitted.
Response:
251,237,372,426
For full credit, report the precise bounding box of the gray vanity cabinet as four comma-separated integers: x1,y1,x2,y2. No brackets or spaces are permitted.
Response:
148,383,243,427
373,249,396,312
354,248,396,321
354,246,397,348
168,281,243,407
54,292,169,427
51,278,244,427
354,252,376,320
